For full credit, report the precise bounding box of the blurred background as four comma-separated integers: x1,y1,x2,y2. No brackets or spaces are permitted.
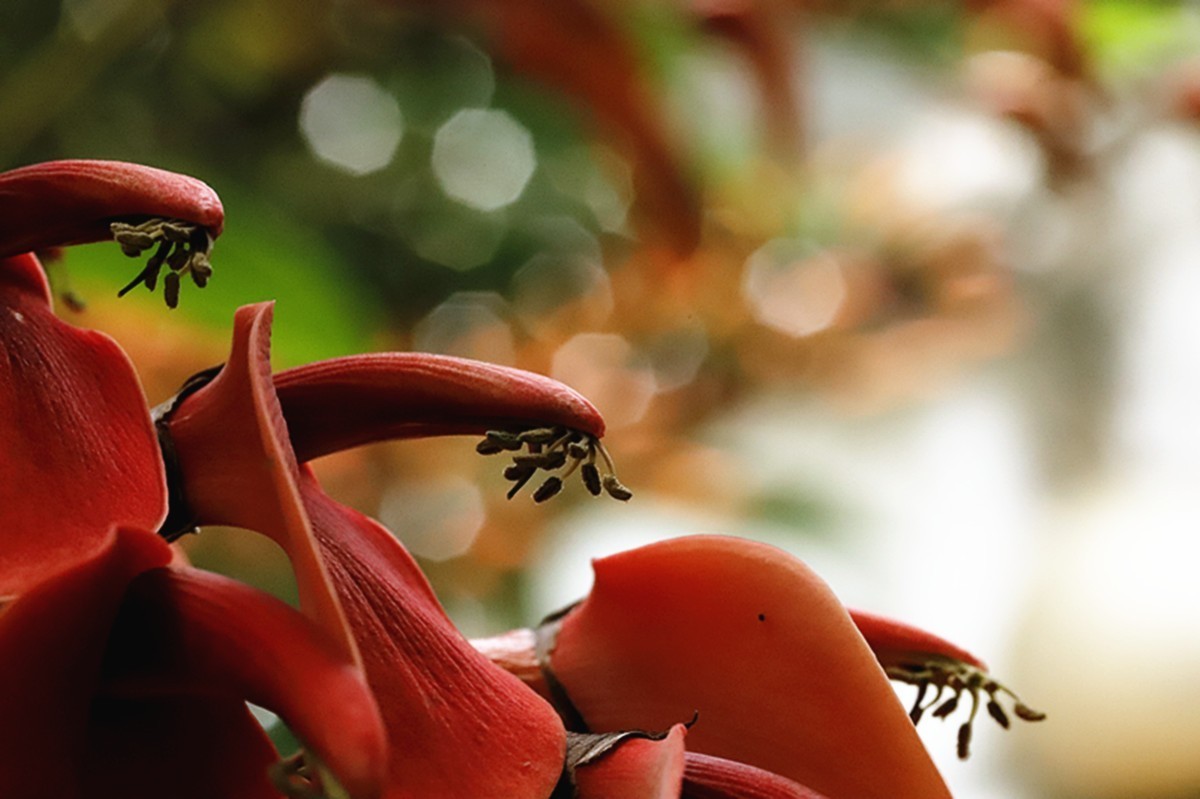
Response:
5,0,1200,795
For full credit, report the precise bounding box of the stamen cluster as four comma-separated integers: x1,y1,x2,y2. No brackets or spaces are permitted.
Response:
111,217,214,308
886,659,1046,760
476,426,633,503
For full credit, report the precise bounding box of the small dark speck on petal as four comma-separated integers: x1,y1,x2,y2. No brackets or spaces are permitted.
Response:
757,613,766,622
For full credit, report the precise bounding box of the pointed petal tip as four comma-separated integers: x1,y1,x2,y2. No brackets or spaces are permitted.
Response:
0,159,224,257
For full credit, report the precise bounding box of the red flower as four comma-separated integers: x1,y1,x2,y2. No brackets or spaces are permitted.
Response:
0,163,384,798
0,158,1043,798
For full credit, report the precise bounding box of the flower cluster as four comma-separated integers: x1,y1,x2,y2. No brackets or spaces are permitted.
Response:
0,160,1041,798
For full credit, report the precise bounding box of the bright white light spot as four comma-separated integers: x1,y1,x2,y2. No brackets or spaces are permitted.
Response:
742,241,846,337
432,109,535,210
378,476,485,562
300,74,403,175
896,105,1041,213
414,292,516,365
551,334,656,430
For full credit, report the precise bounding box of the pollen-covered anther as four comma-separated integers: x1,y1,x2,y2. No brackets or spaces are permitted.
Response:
476,425,632,503
885,659,1045,760
111,217,215,308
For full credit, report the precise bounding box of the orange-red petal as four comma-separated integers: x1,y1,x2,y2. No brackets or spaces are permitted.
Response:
102,566,388,799
682,752,827,799
274,352,605,462
0,526,172,798
0,253,165,597
573,724,687,799
301,468,567,799
167,302,357,664
0,159,223,257
548,535,951,799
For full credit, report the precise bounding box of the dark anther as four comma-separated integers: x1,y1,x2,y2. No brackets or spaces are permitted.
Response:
957,723,973,760
1014,703,1047,722
581,463,601,496
885,657,1045,760
987,699,1010,729
476,426,632,504
110,218,216,308
602,474,632,502
932,695,959,718
533,477,564,503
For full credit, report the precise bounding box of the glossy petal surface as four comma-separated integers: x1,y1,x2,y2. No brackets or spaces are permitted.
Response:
301,468,567,799
550,535,952,799
168,302,356,663
573,724,687,799
0,527,172,798
682,752,827,799
102,566,387,799
275,352,604,462
0,254,166,597
0,159,223,257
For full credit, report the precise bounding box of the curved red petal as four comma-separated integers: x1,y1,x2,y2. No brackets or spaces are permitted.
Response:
274,353,605,462
548,535,951,799
101,566,387,799
168,302,357,664
300,468,566,799
0,160,223,257
849,608,987,672
0,255,165,596
0,526,172,798
574,724,687,799
682,752,827,799
82,695,279,799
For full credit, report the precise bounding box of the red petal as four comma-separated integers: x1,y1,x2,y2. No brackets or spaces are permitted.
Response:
0,255,166,596
0,160,223,257
574,724,687,799
682,752,827,799
301,469,567,799
849,608,987,672
102,566,387,799
274,353,605,462
82,696,280,799
168,302,357,664
0,526,172,798
548,535,951,799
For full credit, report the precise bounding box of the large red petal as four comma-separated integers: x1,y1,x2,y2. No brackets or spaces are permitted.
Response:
0,160,223,257
849,607,987,671
101,566,387,799
167,302,357,664
274,353,604,462
0,254,165,596
300,468,566,799
682,752,827,799
547,535,951,799
573,724,687,799
82,696,279,799
0,526,172,798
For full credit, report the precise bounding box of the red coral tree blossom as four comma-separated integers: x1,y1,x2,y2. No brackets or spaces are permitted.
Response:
0,159,1043,798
